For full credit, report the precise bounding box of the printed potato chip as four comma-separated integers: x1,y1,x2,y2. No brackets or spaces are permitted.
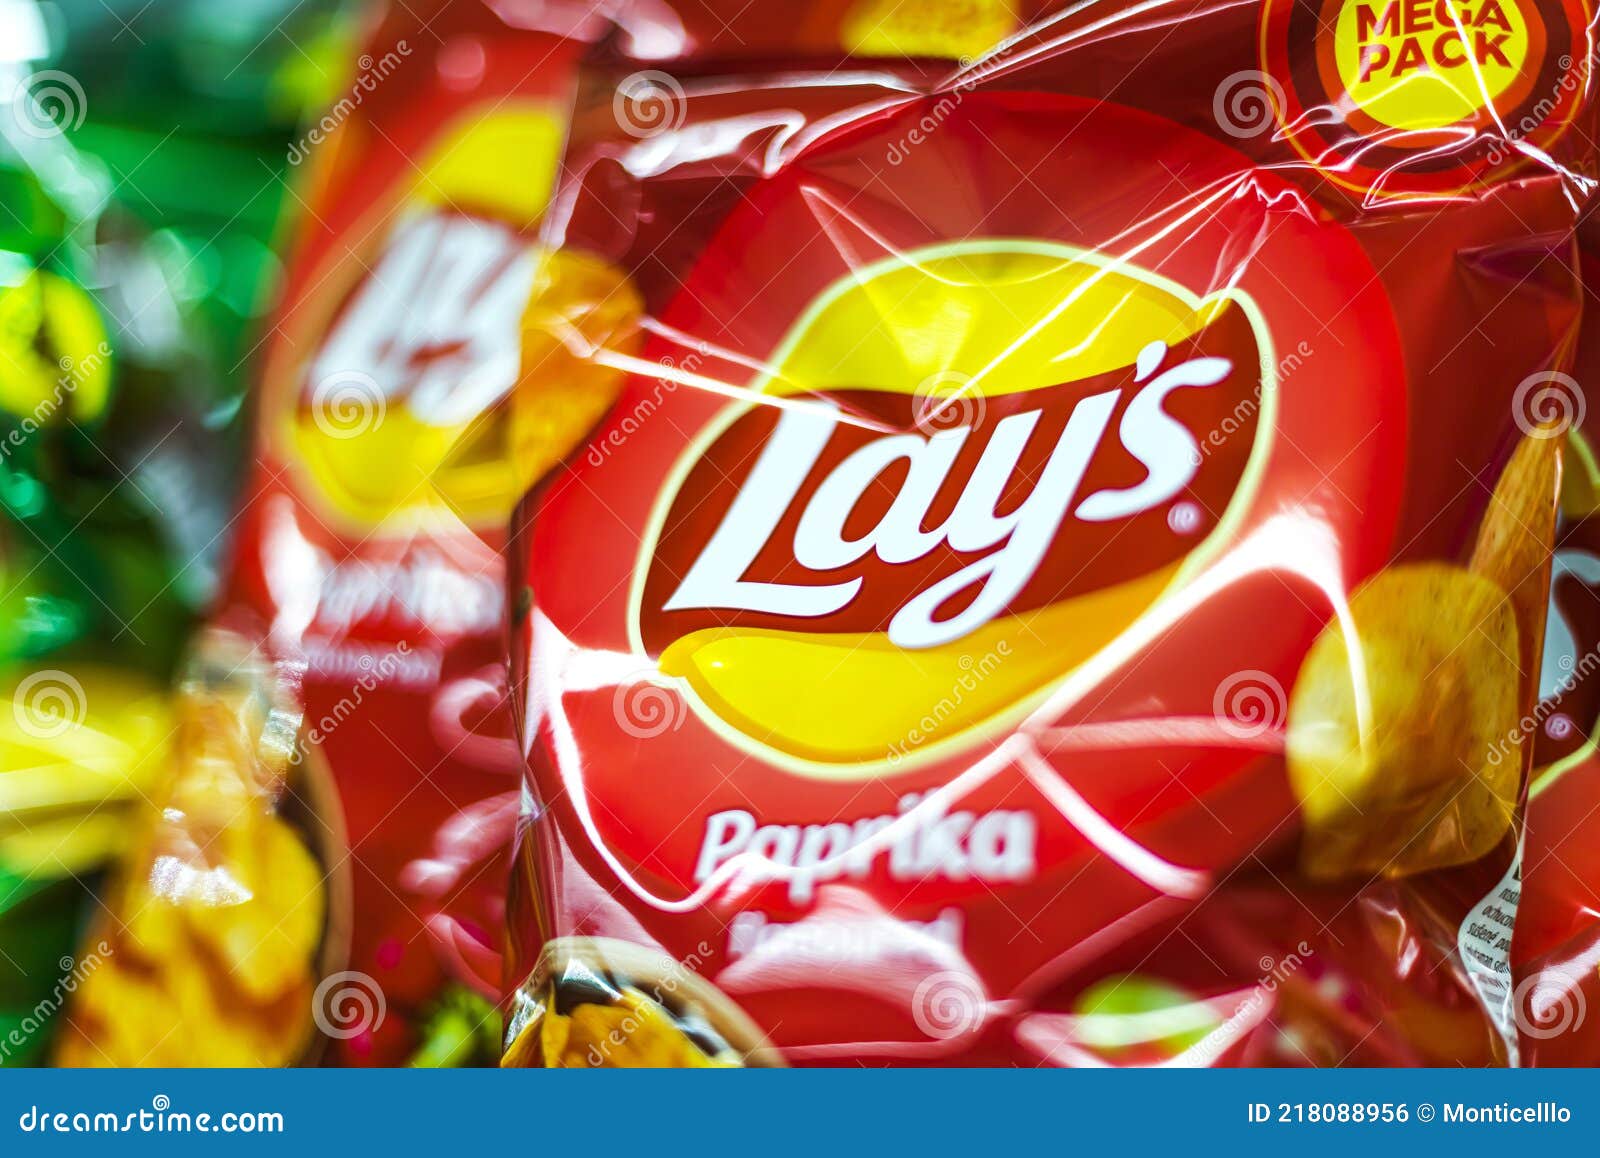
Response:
0,665,171,874
503,939,779,1069
189,817,325,1003
536,994,728,1069
1471,428,1563,684
1287,564,1522,879
504,250,645,487
1559,428,1600,518
56,633,328,1067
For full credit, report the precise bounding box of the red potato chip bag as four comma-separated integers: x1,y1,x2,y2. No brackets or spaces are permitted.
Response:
1508,201,1600,1067
150,0,625,1066
500,0,1595,1066
1514,750,1600,1064
1527,209,1600,772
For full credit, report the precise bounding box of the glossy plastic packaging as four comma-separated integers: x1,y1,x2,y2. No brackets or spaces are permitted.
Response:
1508,209,1600,1066
211,0,611,1065
503,0,1595,1066
61,0,613,1067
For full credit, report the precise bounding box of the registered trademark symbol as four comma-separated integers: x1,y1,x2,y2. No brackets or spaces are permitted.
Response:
1168,502,1202,534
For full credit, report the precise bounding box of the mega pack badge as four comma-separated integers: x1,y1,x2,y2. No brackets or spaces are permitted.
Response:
1260,0,1592,198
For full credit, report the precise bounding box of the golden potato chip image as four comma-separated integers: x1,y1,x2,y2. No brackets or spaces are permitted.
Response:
56,960,177,1067
559,992,729,1068
0,664,172,879
1286,563,1521,879
507,983,738,1069
57,632,330,1067
500,1000,543,1069
503,937,780,1068
501,249,644,488
412,109,565,228
1470,429,1561,686
164,954,314,1067
429,248,644,525
187,816,326,1003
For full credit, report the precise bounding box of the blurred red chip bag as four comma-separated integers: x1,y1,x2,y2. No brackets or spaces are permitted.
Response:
501,0,1593,1065
209,0,632,1064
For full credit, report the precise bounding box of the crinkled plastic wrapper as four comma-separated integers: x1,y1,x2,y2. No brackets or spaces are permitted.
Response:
204,0,605,1065
55,628,338,1067
502,0,1596,1066
58,0,619,1067
1509,202,1600,1066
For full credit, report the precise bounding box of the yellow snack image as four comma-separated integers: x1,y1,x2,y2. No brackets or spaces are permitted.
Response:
1559,427,1600,518
55,634,337,1068
501,248,645,489
526,989,733,1069
0,665,171,879
502,938,779,1069
0,269,112,424
282,108,569,535
1469,429,1562,687
186,817,325,1004
1286,564,1522,880
411,108,564,229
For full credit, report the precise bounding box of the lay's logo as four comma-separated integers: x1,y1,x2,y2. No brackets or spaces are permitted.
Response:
265,107,567,535
632,242,1276,769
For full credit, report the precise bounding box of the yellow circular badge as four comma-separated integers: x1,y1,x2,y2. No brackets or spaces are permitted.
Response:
1333,0,1532,130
